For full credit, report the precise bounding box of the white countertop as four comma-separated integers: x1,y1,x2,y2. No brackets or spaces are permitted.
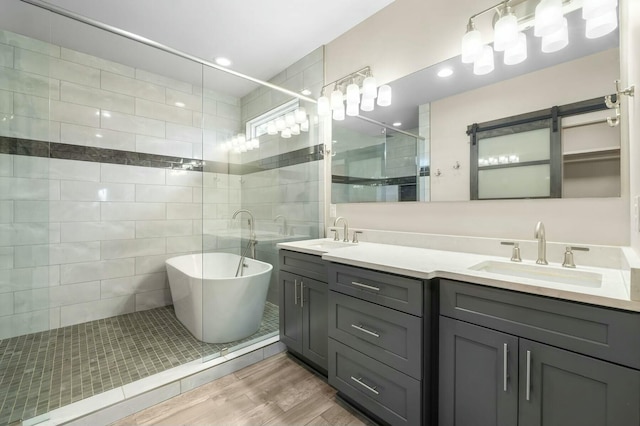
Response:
277,238,640,312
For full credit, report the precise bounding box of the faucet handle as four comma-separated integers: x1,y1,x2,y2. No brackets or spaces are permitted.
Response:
562,246,589,268
501,241,522,262
352,230,363,243
330,228,339,241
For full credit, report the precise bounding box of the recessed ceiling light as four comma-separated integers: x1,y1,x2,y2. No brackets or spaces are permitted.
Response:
215,57,232,67
95,134,103,138
437,67,454,78
174,102,186,108
393,122,402,127
301,89,312,96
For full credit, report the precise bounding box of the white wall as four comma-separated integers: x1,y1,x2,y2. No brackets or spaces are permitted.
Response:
327,0,632,247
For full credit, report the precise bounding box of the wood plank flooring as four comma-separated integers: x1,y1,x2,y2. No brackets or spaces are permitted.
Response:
112,352,374,426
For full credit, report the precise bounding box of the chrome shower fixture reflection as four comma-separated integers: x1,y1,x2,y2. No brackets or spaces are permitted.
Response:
316,66,392,121
461,0,618,75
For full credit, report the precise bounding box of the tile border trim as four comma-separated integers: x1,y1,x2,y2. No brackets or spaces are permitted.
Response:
0,136,324,175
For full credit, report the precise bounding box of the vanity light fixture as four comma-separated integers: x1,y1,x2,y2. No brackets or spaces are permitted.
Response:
462,0,618,74
316,66,392,120
220,133,259,153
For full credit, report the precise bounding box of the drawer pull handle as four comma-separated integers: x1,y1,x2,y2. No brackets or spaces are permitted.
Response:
526,350,531,401
294,279,298,306
503,343,508,392
351,281,380,292
300,281,304,308
351,324,380,338
351,376,379,395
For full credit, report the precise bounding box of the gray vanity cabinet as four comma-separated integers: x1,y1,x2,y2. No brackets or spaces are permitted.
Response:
279,250,328,372
439,316,519,426
327,263,426,426
439,279,640,426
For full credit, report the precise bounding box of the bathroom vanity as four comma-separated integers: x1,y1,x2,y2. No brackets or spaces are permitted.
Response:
279,249,329,373
278,237,640,426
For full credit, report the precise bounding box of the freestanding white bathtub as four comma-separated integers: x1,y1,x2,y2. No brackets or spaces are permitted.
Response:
166,253,273,343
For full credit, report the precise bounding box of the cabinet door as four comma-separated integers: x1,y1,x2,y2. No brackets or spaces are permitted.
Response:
439,316,519,426
279,271,302,354
519,339,640,426
302,277,328,370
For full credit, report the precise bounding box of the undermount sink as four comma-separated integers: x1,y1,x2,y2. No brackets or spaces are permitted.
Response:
296,239,356,252
469,260,603,288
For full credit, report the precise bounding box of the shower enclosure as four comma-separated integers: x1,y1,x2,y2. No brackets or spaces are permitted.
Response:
0,1,323,424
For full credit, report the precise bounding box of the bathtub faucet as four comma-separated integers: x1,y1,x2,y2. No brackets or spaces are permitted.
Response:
232,209,256,259
274,215,287,236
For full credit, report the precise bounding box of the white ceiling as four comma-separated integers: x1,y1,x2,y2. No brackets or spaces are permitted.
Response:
40,0,395,96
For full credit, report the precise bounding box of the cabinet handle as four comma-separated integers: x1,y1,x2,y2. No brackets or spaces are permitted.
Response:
300,281,304,308
351,281,380,292
503,343,508,392
350,376,379,395
526,350,531,401
351,324,380,338
294,279,298,306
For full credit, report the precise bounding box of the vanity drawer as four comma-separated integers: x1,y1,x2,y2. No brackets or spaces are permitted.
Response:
440,279,640,369
329,264,423,316
329,291,422,379
329,339,421,426
279,249,327,282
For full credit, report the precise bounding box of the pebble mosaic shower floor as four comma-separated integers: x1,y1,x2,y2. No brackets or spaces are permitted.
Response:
0,302,279,425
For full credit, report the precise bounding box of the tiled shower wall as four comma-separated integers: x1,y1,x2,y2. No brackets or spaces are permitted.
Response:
239,47,325,304
0,29,242,339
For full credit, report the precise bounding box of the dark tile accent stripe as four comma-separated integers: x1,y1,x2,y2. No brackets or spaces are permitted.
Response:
0,137,323,175
332,174,418,187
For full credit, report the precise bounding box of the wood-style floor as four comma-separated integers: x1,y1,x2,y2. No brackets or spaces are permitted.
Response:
112,352,374,426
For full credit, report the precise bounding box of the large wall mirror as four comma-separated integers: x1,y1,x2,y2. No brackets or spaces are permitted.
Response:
332,8,620,203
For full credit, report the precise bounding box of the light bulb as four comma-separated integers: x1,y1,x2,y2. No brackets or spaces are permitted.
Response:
332,104,345,121
250,139,259,149
346,102,359,116
330,88,344,110
291,124,300,135
377,85,392,107
541,17,568,53
301,120,309,132
237,133,246,143
267,121,277,135
461,22,483,64
473,45,494,75
281,128,292,138
504,32,528,65
275,117,286,131
362,76,377,99
583,0,617,20
534,0,564,37
585,10,617,38
317,96,330,117
494,8,519,52
285,113,295,127
346,83,360,105
360,97,374,112
294,107,307,123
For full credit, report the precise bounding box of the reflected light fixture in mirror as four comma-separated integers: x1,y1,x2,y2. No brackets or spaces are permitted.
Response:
316,66,392,119
461,0,618,75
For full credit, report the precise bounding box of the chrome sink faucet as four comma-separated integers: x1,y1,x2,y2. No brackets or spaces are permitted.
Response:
534,221,548,265
334,216,349,242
